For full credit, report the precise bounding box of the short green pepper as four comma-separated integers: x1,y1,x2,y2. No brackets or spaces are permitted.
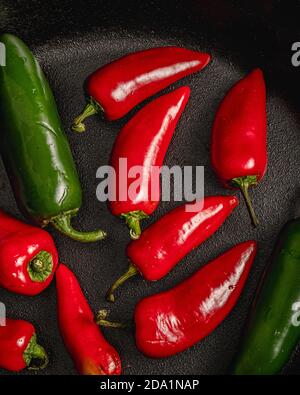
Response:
232,218,300,374
0,34,106,242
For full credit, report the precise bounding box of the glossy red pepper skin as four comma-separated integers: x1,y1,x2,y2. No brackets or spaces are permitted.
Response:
56,264,121,375
211,69,267,227
106,196,238,302
0,319,48,371
72,46,210,131
135,241,257,358
0,210,59,296
109,86,190,239
128,195,238,280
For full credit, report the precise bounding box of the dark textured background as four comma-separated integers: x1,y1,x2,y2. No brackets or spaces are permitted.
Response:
0,0,300,375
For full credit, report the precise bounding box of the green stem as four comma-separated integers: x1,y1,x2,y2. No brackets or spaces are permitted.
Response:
72,99,103,133
51,213,107,242
23,334,49,370
95,310,127,329
27,250,53,282
120,210,149,240
232,176,259,227
106,263,139,303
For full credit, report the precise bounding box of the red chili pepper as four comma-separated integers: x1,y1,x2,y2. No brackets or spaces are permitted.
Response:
108,86,190,239
0,210,59,295
56,264,122,375
72,46,210,131
0,318,48,371
135,241,257,358
107,195,239,302
211,68,267,227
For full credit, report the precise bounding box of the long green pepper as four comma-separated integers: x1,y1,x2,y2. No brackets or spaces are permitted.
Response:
232,217,300,374
0,34,106,242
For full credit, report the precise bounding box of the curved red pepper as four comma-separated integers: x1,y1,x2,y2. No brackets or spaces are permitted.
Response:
107,195,239,302
0,319,48,371
211,68,267,227
72,46,210,131
0,210,59,295
135,241,257,358
109,86,190,239
56,264,121,375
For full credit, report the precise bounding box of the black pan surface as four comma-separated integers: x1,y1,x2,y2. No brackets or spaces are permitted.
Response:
0,0,300,375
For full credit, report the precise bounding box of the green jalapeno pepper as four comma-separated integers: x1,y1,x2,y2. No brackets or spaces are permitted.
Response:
0,34,106,242
232,217,300,374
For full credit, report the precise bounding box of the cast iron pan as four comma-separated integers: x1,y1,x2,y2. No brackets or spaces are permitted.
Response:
0,0,300,375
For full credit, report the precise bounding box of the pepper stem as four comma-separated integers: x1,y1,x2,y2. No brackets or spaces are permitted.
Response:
51,213,107,242
72,99,103,133
27,250,53,282
120,210,149,240
106,263,139,303
95,310,127,329
23,334,49,370
232,176,259,227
